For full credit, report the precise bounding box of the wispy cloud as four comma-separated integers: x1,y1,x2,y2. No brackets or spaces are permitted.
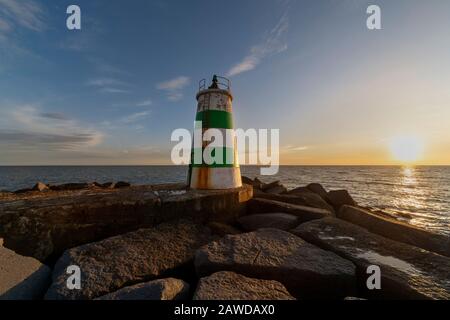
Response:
0,105,103,151
0,0,46,61
87,57,129,76
283,145,309,152
157,76,190,91
39,112,70,121
157,76,190,101
100,87,130,94
227,12,289,77
120,110,151,124
136,99,153,107
87,77,131,94
0,0,45,34
0,17,11,34
87,78,126,87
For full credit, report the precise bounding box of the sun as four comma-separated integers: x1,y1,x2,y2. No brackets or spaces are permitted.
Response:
389,136,424,163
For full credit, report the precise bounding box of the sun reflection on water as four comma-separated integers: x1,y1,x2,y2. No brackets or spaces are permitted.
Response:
392,166,435,230
401,167,416,185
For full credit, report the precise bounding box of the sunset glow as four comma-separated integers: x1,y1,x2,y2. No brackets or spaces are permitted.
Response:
389,136,424,163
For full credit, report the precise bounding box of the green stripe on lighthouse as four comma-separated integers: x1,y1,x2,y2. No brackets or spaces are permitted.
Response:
195,110,233,129
190,147,238,167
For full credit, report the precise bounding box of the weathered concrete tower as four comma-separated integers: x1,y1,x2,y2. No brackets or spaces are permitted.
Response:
188,75,242,189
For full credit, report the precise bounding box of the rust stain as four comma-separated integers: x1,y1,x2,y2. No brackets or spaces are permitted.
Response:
195,167,211,189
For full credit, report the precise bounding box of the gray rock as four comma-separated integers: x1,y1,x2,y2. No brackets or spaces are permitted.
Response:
338,205,450,258
327,190,356,210
254,192,334,214
247,198,331,223
193,271,295,300
293,217,450,299
306,183,329,201
113,181,131,189
287,186,312,195
238,213,299,231
0,239,51,300
253,178,264,190
207,221,241,237
261,181,287,194
45,220,212,300
261,181,283,191
96,278,189,300
195,228,356,299
264,185,288,195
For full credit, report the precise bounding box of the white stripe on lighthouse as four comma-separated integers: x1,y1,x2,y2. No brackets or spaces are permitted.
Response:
190,167,242,189
197,90,233,113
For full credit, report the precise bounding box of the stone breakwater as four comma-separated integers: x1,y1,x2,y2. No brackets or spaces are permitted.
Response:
0,177,450,300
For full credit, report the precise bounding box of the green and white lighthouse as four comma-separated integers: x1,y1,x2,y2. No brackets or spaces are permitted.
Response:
188,75,242,189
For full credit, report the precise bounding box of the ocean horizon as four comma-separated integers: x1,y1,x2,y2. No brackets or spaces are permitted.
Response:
1,165,449,236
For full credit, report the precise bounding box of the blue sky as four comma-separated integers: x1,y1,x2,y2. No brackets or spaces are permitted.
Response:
1,0,450,165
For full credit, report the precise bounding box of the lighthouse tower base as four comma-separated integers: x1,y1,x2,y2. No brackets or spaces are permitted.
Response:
189,167,242,190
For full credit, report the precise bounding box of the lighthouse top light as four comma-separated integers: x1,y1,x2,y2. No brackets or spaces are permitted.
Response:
198,75,231,92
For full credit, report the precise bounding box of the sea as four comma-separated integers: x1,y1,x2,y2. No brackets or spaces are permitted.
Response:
0,165,449,236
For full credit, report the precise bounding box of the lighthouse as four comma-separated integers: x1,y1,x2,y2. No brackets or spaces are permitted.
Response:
188,75,242,189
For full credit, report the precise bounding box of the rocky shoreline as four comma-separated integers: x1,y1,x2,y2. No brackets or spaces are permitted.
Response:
1,177,450,300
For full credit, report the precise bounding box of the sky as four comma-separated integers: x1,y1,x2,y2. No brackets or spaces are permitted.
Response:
0,0,449,165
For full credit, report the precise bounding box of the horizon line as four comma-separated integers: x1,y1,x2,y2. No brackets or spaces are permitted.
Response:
0,164,449,167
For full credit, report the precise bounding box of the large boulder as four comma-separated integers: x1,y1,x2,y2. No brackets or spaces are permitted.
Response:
337,205,450,257
327,190,356,210
238,213,299,231
259,181,287,195
253,192,334,213
287,186,311,195
195,228,356,299
0,239,51,300
45,220,212,300
247,198,331,223
292,217,450,299
253,178,264,190
207,222,241,237
96,278,189,300
193,271,295,300
306,183,329,202
264,185,288,195
260,180,281,191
